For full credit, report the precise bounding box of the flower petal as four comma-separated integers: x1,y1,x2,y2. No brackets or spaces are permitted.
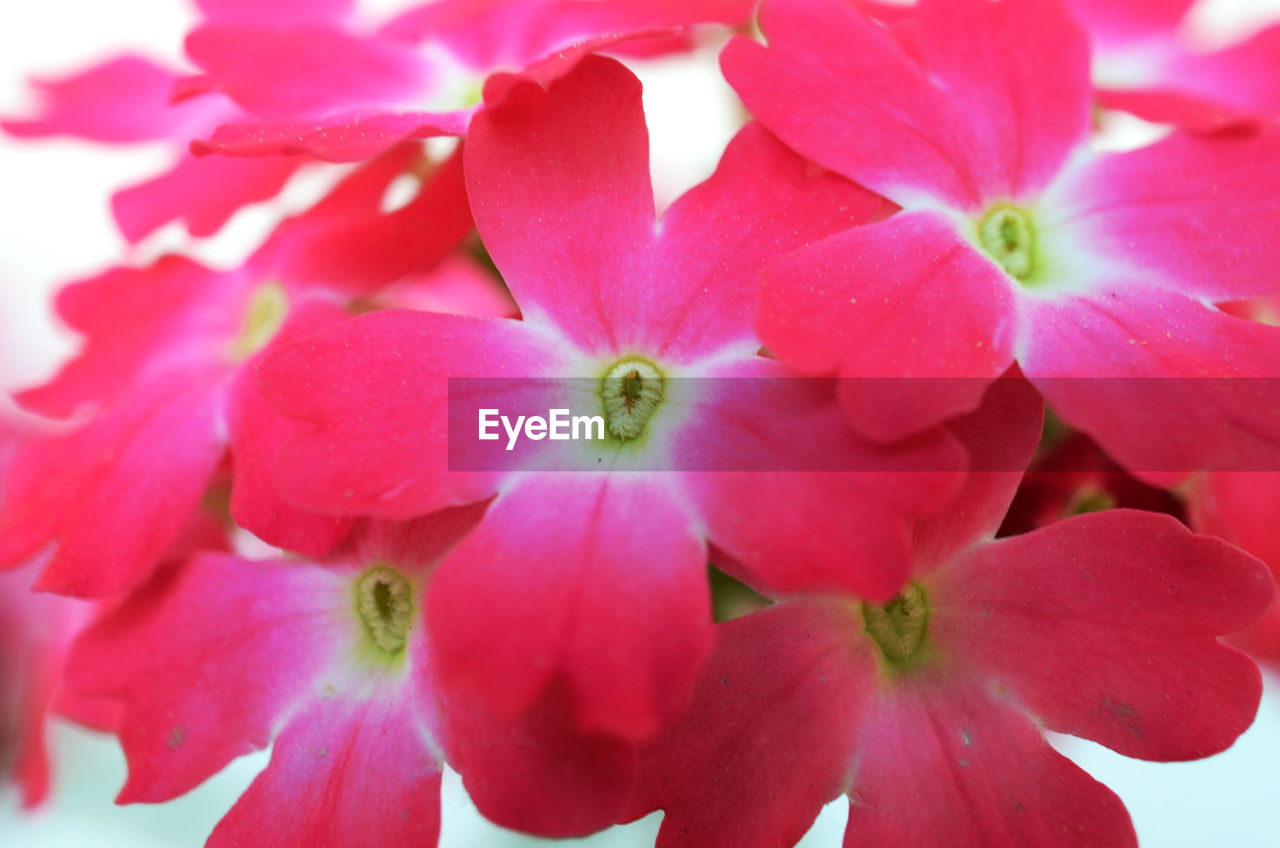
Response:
910,371,1045,571
1189,471,1280,664
650,122,883,362
1020,284,1280,484
427,474,711,741
723,0,1090,210
4,381,226,597
228,302,354,556
384,0,755,67
758,210,1018,440
464,55,656,353
1069,0,1192,45
632,598,877,848
445,681,635,838
932,509,1273,760
0,56,208,142
673,358,967,601
112,152,302,243
16,256,238,418
260,310,570,518
208,692,442,848
191,109,469,162
182,25,429,120
64,553,347,801
196,0,353,25
1045,130,1280,301
259,146,473,294
842,675,1137,847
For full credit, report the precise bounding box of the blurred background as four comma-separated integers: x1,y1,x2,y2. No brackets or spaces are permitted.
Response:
2,1,1279,845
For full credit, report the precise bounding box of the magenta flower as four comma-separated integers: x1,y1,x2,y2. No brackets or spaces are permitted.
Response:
64,508,495,847
181,0,755,162
724,0,1280,481
0,146,487,597
627,378,1275,847
260,55,965,755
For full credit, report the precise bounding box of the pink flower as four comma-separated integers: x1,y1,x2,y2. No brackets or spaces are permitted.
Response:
260,55,966,766
725,0,1280,482
626,377,1275,847
0,145,490,597
63,507,501,847
181,0,756,162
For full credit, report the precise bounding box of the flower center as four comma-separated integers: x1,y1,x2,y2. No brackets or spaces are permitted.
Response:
229,282,289,360
978,205,1036,280
862,582,929,664
356,566,413,654
601,358,664,441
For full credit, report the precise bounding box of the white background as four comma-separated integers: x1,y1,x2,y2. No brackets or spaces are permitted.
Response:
2,1,1280,846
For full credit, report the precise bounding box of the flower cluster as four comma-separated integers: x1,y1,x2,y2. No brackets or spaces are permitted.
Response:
3,0,1280,845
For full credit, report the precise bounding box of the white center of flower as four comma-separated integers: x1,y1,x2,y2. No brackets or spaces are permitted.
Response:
356,566,413,654
601,358,664,441
862,582,929,664
978,205,1036,281
230,282,289,360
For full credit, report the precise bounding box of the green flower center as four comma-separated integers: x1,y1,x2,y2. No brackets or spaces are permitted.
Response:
356,566,413,654
601,358,664,441
229,282,289,360
978,205,1036,281
862,582,930,664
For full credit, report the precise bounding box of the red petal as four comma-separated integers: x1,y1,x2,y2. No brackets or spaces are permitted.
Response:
842,675,1137,847
632,598,877,848
464,55,656,354
911,371,1045,571
759,210,1017,441
932,510,1273,760
428,474,711,741
1046,130,1280,301
209,693,442,848
260,310,570,518
723,0,1090,210
227,302,354,556
65,553,347,801
112,153,301,243
1,56,209,143
183,25,429,120
651,122,882,362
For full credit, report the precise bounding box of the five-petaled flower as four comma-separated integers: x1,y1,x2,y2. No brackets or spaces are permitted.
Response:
260,54,965,811
730,0,1280,482
627,378,1275,847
